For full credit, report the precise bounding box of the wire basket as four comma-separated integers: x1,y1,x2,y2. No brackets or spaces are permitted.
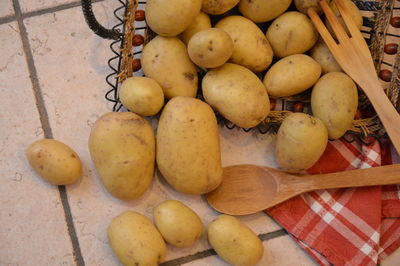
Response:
82,0,400,144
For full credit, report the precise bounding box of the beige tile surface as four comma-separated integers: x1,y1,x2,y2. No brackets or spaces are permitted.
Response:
382,247,400,266
0,22,74,266
0,0,14,17
19,0,76,13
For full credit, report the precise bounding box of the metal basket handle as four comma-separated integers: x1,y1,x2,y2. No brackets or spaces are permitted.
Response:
81,0,122,40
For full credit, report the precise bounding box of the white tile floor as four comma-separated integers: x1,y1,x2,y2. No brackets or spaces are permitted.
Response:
1,0,400,265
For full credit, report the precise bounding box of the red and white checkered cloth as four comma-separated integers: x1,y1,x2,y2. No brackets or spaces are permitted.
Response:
266,138,400,265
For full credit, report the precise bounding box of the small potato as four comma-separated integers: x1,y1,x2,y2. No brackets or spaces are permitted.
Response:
208,215,263,266
26,139,82,185
266,12,318,58
295,0,330,15
263,54,321,97
327,0,362,35
108,211,166,266
120,77,164,116
203,63,270,128
239,0,292,23
146,0,201,37
188,28,234,68
180,12,211,45
201,0,240,15
310,40,342,74
276,113,328,173
311,72,358,139
157,97,223,195
88,112,155,199
216,16,273,72
142,36,198,99
153,200,203,247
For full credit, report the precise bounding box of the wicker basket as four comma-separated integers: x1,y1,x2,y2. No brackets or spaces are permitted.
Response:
82,0,400,143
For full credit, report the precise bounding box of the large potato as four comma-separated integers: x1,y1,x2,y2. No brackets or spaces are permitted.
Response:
157,97,223,195
146,0,201,37
239,0,292,23
310,40,342,74
266,12,318,58
201,0,240,15
295,0,330,15
180,11,211,45
88,112,155,199
203,63,270,128
216,16,273,72
208,215,263,266
276,113,328,173
311,72,358,139
142,36,198,99
188,28,234,68
263,54,321,97
153,200,203,247
120,77,164,116
26,139,82,185
108,211,166,266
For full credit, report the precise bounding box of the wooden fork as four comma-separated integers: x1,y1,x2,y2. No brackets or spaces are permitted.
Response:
307,0,400,154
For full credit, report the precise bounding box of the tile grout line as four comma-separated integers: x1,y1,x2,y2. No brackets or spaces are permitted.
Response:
160,229,288,266
11,0,84,265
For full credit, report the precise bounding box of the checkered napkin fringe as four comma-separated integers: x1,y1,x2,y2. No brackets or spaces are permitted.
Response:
266,140,400,265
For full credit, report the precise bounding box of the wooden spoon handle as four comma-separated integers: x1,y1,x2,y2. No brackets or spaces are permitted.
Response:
309,164,400,191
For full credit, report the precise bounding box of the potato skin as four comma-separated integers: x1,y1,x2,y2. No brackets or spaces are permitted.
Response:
216,16,273,72
146,0,201,37
311,72,358,139
310,40,342,74
88,112,155,199
156,97,223,195
276,113,328,173
295,0,330,15
180,11,211,45
266,11,318,58
203,63,270,128
239,0,292,23
120,77,164,116
263,54,321,97
26,139,82,185
108,211,166,266
201,0,240,15
188,28,234,68
142,36,198,99
153,200,203,247
328,0,362,31
208,215,263,266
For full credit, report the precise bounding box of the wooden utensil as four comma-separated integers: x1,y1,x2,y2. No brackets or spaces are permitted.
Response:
307,0,400,154
206,164,400,215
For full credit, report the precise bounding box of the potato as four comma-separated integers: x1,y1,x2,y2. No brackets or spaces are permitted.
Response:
239,0,292,23
180,11,211,45
208,215,263,266
153,200,203,247
201,0,240,15
146,0,201,37
216,16,273,72
88,112,155,199
327,0,363,34
108,211,166,266
188,28,234,68
120,77,164,116
311,72,358,139
263,54,321,97
310,40,342,74
203,63,270,128
266,11,318,58
26,139,82,185
156,97,223,195
142,36,198,99
276,113,328,173
295,0,330,15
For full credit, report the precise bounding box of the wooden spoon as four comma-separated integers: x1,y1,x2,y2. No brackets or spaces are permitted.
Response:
206,164,400,215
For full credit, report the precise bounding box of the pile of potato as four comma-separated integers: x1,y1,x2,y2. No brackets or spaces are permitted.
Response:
25,0,365,265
